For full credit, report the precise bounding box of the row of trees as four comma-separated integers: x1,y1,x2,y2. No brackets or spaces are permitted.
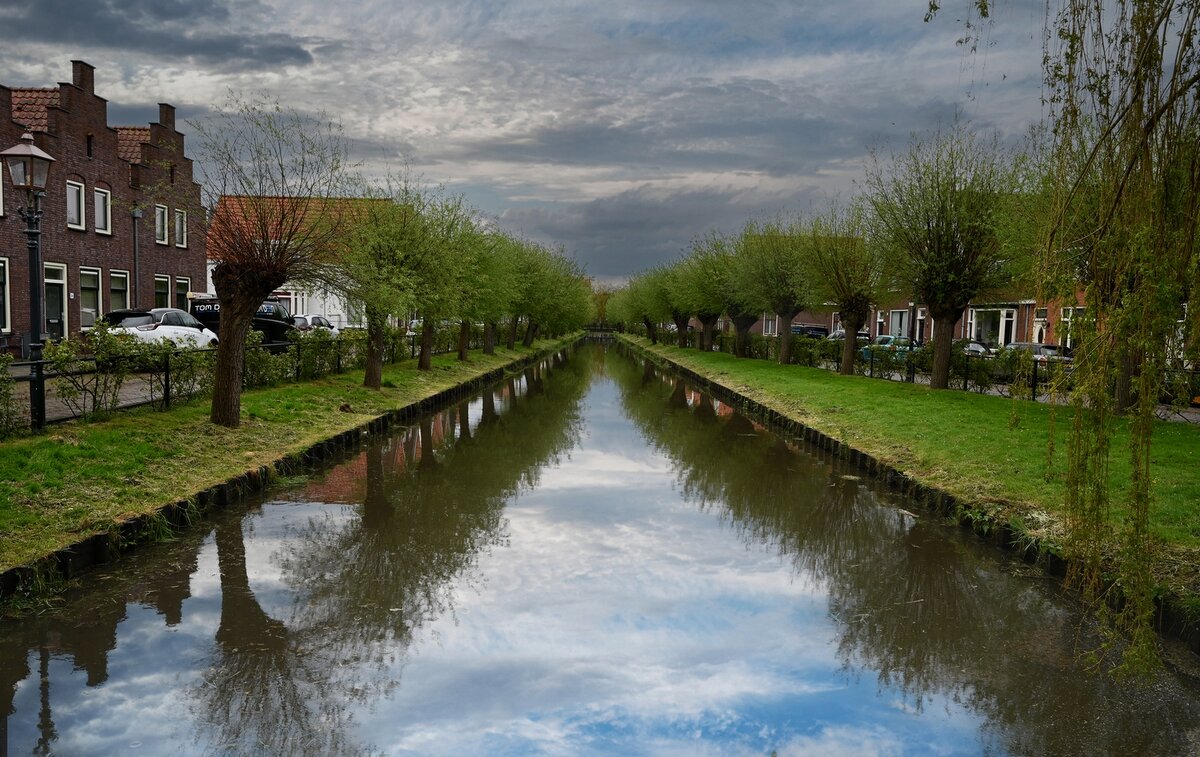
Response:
608,128,1031,390
195,98,594,429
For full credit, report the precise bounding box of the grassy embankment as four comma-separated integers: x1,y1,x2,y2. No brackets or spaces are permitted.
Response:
625,335,1200,608
0,338,573,575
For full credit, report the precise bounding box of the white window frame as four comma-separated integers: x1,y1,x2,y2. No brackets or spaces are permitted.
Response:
174,208,188,248
762,313,778,337
154,204,169,245
43,262,68,336
0,258,10,332
94,187,112,235
79,266,102,329
154,274,171,308
0,172,4,217
174,276,190,310
66,180,86,230
109,270,130,312
875,310,885,336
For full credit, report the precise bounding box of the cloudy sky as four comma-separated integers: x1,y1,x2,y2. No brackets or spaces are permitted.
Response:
1,0,1046,281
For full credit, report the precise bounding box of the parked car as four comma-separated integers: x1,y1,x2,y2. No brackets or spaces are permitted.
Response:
827,329,871,342
962,340,992,356
102,308,219,348
291,313,340,338
860,335,916,360
1003,341,1072,363
790,324,829,338
188,295,295,344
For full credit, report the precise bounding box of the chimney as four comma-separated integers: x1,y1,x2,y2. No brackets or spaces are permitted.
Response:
72,60,95,94
158,103,175,132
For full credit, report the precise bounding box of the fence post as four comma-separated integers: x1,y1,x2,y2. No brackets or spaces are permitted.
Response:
163,351,172,408
1031,359,1039,399
30,357,45,430
964,352,970,392
869,349,875,378
335,340,342,374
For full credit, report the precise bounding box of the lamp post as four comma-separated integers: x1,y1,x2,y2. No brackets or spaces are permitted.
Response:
2,132,56,428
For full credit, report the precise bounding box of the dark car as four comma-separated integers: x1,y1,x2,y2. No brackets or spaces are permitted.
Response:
790,324,830,338
188,295,295,344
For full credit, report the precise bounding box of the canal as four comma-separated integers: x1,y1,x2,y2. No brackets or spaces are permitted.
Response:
2,343,1199,755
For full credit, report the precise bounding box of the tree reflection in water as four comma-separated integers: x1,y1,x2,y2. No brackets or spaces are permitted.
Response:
606,349,1200,756
192,350,591,754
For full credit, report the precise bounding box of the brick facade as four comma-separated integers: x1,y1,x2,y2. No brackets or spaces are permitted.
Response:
0,60,206,355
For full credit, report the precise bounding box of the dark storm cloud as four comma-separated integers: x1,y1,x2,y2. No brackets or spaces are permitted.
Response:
0,0,312,68
500,183,824,279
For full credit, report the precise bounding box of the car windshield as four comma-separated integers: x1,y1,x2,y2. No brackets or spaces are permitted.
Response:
104,313,153,328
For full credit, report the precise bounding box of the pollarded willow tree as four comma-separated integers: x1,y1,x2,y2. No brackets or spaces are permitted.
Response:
673,233,732,351
733,217,811,365
194,95,352,427
805,203,891,375
865,128,1024,389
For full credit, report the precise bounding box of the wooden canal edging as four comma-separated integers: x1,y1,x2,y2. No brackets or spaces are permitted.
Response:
0,338,582,605
618,336,1200,656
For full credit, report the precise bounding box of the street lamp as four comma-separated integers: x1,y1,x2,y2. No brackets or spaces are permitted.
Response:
2,132,55,428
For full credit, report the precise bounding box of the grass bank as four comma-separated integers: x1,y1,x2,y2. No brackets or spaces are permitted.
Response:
623,336,1200,619
0,338,575,579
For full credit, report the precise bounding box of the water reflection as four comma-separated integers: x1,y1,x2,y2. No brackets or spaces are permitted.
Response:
1,344,1198,756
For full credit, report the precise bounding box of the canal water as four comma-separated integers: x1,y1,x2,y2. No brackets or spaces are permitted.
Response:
2,343,1199,756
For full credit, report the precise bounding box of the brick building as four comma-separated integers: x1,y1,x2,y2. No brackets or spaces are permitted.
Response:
0,60,206,356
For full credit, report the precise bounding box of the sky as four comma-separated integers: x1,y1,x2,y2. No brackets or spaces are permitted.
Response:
0,0,1047,282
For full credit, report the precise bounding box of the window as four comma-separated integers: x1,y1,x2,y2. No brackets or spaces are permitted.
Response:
155,205,169,244
66,180,86,229
154,275,170,308
762,313,778,336
0,259,9,331
889,309,907,336
175,277,190,310
86,134,94,158
94,188,111,235
174,209,188,247
875,311,885,336
109,271,129,311
79,268,101,328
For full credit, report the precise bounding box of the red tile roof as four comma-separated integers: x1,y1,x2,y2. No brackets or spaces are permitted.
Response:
116,127,150,163
10,87,59,132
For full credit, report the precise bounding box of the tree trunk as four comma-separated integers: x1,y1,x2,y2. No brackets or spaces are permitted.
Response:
209,296,259,428
732,314,757,357
457,319,470,361
418,319,435,371
507,317,519,349
777,308,801,364
840,314,866,375
363,307,386,389
699,315,720,351
643,317,657,344
930,314,957,389
522,320,538,347
484,322,496,355
673,312,689,348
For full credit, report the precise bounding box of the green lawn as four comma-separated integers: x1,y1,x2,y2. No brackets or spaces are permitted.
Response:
625,336,1200,598
0,339,571,574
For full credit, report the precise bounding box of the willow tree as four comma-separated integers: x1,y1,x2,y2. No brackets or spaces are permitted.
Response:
335,180,425,389
805,203,890,375
195,95,351,427
1035,0,1200,669
733,217,810,364
866,128,1021,389
673,233,732,351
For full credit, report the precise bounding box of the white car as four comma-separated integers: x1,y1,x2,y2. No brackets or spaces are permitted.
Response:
102,308,219,348
291,313,340,338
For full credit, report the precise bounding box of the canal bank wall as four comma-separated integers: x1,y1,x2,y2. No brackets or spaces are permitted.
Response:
0,338,581,605
619,336,1200,655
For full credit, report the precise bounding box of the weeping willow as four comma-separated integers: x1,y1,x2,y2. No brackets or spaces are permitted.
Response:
1039,0,1200,672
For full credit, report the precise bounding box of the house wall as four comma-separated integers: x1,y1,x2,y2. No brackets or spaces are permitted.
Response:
0,60,205,354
